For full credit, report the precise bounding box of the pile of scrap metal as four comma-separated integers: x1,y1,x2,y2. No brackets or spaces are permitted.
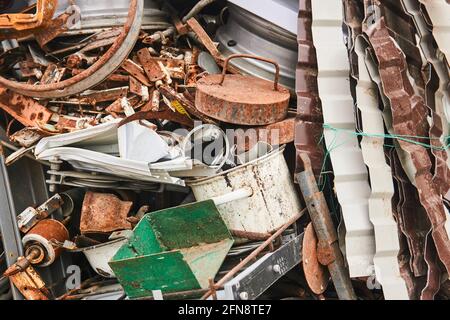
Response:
0,0,449,301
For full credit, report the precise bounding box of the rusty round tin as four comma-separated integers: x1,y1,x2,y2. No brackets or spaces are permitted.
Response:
195,54,290,126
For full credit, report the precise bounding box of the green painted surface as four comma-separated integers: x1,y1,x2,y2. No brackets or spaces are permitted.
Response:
110,251,201,299
148,200,232,249
109,199,234,298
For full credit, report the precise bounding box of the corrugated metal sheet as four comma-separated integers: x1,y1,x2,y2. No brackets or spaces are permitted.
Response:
295,0,324,179
366,17,450,281
312,0,375,278
354,35,409,300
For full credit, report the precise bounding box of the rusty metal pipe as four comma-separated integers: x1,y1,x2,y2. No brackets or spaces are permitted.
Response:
0,0,143,98
219,54,280,91
201,207,307,300
297,153,356,300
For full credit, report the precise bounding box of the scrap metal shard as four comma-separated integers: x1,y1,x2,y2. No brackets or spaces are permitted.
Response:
80,191,133,234
366,18,450,276
295,0,324,179
0,87,53,127
0,0,57,40
311,0,375,277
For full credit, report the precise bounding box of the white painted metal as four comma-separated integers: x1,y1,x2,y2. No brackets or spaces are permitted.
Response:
189,147,302,234
211,187,253,206
311,0,375,277
355,36,409,300
78,238,128,278
418,0,450,63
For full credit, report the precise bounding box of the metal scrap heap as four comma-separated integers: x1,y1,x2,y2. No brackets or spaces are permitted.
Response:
0,0,449,301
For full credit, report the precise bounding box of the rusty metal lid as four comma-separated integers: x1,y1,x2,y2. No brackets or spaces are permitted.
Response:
195,54,290,126
302,223,330,295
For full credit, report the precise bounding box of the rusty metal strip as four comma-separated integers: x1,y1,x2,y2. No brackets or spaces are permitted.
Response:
389,148,427,299
0,87,53,127
298,154,356,300
417,0,450,63
363,42,430,279
354,36,409,299
137,48,165,82
186,17,240,75
0,0,57,39
312,0,375,277
365,17,450,276
400,0,450,196
421,231,441,300
0,0,143,99
294,0,324,179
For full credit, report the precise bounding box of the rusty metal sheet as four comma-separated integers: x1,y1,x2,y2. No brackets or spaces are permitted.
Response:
354,35,409,299
294,0,324,179
362,40,430,283
137,48,165,82
400,0,450,196
3,257,49,300
80,191,133,234
389,149,427,299
365,18,450,277
9,127,43,148
391,146,429,277
121,59,151,86
33,12,71,47
0,87,53,127
303,223,330,295
78,87,129,105
373,0,450,196
196,54,290,126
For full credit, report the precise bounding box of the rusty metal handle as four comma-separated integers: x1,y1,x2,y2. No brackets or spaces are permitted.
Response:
219,54,281,91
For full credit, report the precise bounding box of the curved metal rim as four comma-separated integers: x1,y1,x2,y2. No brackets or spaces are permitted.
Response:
0,0,143,98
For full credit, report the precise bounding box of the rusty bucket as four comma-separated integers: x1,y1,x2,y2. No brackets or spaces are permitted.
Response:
195,54,290,126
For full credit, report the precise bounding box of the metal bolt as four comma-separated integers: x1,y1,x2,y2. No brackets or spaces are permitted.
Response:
239,292,249,300
273,264,281,274
48,156,62,193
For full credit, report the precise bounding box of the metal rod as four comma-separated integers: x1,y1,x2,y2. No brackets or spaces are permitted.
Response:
200,207,307,300
182,0,217,23
297,153,357,300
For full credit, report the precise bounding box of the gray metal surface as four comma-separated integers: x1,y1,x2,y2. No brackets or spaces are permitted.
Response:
216,2,297,90
32,0,170,32
222,233,303,300
0,129,74,300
